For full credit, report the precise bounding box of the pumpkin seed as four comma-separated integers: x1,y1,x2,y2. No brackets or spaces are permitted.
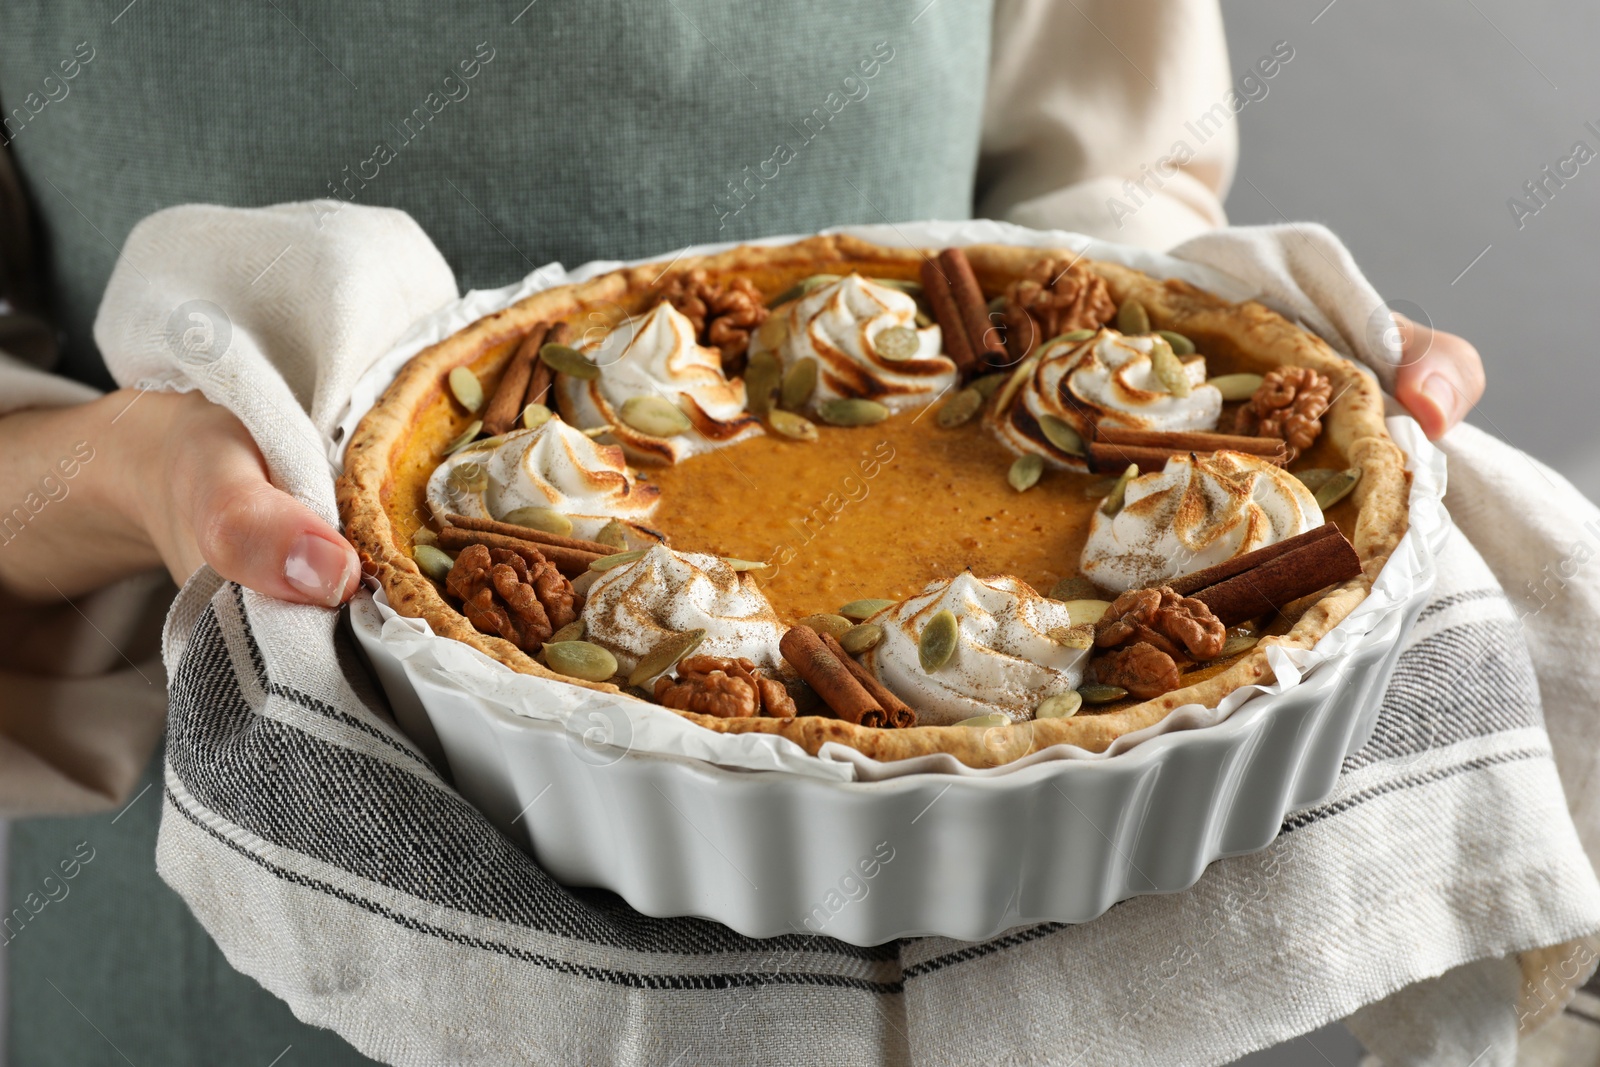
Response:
1219,633,1259,657
539,342,600,380
448,366,484,412
1208,372,1264,402
1047,624,1095,650
1049,576,1102,601
986,296,1007,315
1035,691,1083,719
627,628,707,687
1157,329,1196,355
595,519,629,550
1082,475,1121,498
970,372,1006,399
723,557,770,573
1116,299,1150,335
767,274,841,308
755,313,789,352
500,507,573,536
873,277,923,297
918,609,959,672
447,459,488,493
1062,599,1112,627
1049,329,1098,347
935,386,984,428
955,713,1009,729
458,432,509,455
768,409,819,442
1008,454,1044,492
549,619,586,645
839,598,894,621
779,357,818,411
411,527,438,547
817,398,890,427
413,544,455,582
915,310,933,329
1293,468,1341,492
521,402,553,430
1037,414,1087,457
745,351,781,418
581,424,614,439
1313,467,1362,509
993,352,1043,413
1078,683,1129,705
590,549,648,572
542,641,618,682
1100,463,1139,517
442,420,484,456
1149,336,1192,398
798,613,854,641
839,623,884,655
874,325,920,362
619,395,692,437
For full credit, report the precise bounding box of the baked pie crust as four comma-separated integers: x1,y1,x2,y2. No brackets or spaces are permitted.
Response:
337,235,1409,768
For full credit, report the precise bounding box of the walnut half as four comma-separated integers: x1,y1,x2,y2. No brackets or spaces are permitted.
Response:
654,655,797,718
660,269,769,376
1235,365,1332,456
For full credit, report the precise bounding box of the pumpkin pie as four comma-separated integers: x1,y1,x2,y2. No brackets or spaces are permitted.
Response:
336,235,1408,769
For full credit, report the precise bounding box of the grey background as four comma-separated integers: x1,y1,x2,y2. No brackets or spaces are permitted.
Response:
1219,1,1593,1061
1223,0,1600,504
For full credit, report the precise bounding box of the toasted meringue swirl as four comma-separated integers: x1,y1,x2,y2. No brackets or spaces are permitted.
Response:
1080,450,1324,592
862,573,1090,726
561,302,762,465
427,417,661,542
762,273,956,412
990,329,1222,468
583,545,785,674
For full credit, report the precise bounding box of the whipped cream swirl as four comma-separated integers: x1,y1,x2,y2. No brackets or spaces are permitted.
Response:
1080,450,1324,592
582,545,786,675
562,302,762,465
863,573,1090,726
427,418,661,543
760,273,955,412
991,329,1223,468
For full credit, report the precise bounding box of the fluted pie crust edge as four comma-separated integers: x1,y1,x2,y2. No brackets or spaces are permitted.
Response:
337,235,1410,768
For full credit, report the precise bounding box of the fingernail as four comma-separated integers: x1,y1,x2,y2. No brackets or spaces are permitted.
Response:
284,533,357,607
1420,373,1461,427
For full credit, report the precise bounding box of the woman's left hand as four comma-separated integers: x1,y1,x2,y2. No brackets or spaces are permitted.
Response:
1391,313,1486,439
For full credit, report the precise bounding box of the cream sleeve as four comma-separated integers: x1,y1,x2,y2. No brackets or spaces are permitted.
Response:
980,0,1242,250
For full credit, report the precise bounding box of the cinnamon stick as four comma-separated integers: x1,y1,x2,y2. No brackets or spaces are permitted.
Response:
1093,424,1290,461
1190,528,1362,626
442,512,614,556
920,256,976,376
1167,522,1341,596
779,625,884,728
1001,301,1039,365
525,321,570,409
436,526,602,579
937,248,1007,369
1086,441,1289,474
482,322,549,436
820,631,916,729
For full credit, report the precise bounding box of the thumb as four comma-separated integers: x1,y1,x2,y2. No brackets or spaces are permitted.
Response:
184,438,361,608
1391,313,1487,440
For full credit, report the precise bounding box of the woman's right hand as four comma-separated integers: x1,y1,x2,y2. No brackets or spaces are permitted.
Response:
0,388,360,606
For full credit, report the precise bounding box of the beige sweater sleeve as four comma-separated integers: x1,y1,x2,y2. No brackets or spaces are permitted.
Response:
981,0,1241,250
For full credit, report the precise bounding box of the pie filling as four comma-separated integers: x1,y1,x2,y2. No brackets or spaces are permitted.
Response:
374,246,1373,738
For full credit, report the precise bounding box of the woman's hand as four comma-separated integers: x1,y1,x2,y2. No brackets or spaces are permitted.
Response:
1391,313,1486,440
0,388,359,606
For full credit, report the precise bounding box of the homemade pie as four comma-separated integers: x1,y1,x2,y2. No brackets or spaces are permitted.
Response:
337,235,1408,768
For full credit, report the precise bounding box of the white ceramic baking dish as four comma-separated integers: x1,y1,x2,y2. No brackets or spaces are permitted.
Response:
338,221,1449,944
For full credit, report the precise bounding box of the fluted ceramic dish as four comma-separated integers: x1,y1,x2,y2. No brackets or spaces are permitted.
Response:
338,222,1448,945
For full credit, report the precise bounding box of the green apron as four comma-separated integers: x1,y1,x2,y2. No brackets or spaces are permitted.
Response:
0,2,991,1061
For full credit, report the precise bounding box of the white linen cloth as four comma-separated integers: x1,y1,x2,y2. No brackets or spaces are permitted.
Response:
74,202,1600,1066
